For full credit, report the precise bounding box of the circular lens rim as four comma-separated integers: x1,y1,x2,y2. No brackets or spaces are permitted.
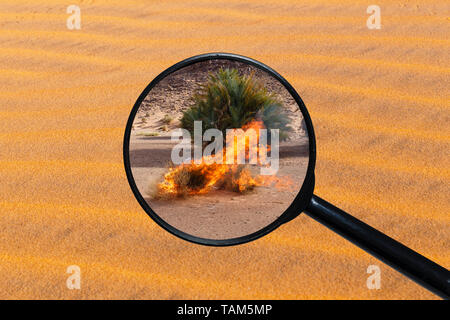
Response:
123,52,316,246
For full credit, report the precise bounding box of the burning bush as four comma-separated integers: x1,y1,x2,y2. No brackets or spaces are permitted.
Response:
153,163,258,199
151,68,294,199
180,68,292,141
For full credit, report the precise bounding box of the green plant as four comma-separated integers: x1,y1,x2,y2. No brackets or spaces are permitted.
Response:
162,114,174,125
137,132,159,137
180,68,291,140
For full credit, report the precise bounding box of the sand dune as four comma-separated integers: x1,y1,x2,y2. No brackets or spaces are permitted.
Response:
0,0,448,299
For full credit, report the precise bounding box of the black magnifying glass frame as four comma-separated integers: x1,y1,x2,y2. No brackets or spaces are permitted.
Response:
123,52,316,247
123,53,449,299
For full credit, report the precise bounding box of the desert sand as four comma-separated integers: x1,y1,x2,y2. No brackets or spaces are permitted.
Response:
130,134,308,240
0,0,448,299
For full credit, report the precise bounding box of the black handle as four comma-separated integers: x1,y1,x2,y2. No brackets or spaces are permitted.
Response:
304,194,450,299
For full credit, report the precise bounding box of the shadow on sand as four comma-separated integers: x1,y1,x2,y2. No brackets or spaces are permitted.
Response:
129,143,309,168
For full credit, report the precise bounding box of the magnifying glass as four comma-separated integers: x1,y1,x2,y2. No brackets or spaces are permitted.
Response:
123,53,449,299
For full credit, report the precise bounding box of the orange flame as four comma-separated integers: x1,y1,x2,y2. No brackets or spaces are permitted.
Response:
155,120,293,198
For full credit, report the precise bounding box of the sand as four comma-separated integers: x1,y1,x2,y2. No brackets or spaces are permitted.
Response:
0,0,448,299
130,134,308,240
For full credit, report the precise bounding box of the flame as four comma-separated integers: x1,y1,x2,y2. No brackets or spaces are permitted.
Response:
154,120,293,198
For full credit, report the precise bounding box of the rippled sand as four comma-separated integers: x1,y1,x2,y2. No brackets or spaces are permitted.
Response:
0,0,448,299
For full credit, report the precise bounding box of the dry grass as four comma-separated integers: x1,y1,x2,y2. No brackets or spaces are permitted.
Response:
151,164,257,199
162,114,174,125
137,132,159,137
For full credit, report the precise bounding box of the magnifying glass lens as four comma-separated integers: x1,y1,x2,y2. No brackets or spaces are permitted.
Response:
128,58,310,240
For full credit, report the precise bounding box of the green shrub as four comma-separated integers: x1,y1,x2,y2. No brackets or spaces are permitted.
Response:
162,114,174,125
180,68,291,140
